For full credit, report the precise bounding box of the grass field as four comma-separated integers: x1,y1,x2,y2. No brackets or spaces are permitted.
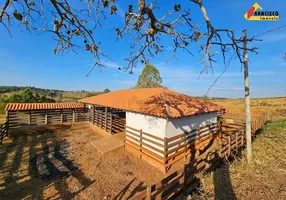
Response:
188,118,286,200
210,97,286,120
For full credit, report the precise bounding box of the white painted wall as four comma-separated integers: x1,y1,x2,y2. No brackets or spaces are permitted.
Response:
125,111,217,157
126,112,167,138
125,112,167,157
165,112,217,138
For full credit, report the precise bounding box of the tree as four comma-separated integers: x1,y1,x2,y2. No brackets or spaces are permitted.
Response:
85,92,94,97
136,64,163,88
58,93,63,103
103,88,110,93
0,0,258,76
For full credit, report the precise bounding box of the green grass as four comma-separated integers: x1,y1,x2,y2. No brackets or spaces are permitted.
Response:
190,119,286,200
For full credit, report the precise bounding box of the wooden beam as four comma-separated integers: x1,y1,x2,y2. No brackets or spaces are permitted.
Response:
92,105,95,124
28,110,31,125
45,110,48,125
146,185,151,200
105,107,108,131
72,109,75,123
60,109,63,123
110,109,113,134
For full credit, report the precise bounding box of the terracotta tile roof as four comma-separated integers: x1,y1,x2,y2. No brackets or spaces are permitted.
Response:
5,103,84,111
80,88,225,118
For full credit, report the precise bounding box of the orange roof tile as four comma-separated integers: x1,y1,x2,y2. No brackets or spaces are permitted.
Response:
5,103,84,111
80,88,225,118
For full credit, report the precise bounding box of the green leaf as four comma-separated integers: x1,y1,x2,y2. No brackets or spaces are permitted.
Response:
54,48,58,55
128,5,133,13
174,4,181,12
102,0,109,8
75,30,80,36
13,10,23,21
110,5,117,14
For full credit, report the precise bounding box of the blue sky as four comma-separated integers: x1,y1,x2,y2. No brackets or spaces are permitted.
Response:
0,0,285,98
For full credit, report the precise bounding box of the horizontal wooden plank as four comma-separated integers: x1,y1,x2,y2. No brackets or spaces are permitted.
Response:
126,126,165,142
125,135,165,154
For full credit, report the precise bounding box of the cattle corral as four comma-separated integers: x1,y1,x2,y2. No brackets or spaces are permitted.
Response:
0,94,284,199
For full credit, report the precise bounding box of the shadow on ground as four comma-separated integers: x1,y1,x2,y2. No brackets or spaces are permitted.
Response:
0,129,94,200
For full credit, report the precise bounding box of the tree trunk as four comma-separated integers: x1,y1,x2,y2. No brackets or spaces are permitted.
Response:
243,29,252,163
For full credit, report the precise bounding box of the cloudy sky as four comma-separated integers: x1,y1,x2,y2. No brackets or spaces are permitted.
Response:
0,0,285,98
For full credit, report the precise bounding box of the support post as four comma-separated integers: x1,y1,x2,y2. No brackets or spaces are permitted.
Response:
164,137,168,162
100,109,103,128
218,136,222,157
110,110,113,134
6,110,9,134
92,105,95,124
140,129,143,159
146,185,151,200
28,110,31,126
183,164,188,196
72,109,75,123
60,109,63,123
45,110,48,125
228,136,231,156
235,132,238,151
105,107,108,131
243,29,252,163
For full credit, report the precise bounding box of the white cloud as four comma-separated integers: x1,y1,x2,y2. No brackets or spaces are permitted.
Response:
101,60,122,69
112,74,119,77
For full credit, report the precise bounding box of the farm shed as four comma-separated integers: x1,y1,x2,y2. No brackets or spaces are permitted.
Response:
80,88,225,172
5,103,87,131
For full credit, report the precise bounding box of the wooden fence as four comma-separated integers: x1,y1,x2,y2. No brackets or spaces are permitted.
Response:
130,114,270,200
7,108,88,130
0,121,8,144
125,123,220,172
89,105,125,134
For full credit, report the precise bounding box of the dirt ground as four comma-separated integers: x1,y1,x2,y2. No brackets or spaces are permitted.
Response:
0,124,165,200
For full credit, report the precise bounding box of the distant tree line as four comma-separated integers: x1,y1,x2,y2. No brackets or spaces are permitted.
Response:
0,88,56,114
0,86,64,95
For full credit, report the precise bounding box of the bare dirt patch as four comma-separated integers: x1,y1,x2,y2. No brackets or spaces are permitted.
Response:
0,125,165,200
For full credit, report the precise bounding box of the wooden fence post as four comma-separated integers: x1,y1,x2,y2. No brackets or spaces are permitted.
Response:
105,107,108,131
72,109,75,123
110,110,113,134
218,136,222,158
101,110,103,128
164,137,167,162
228,136,231,156
146,185,151,200
183,164,188,196
45,110,48,125
92,105,95,124
60,109,63,123
28,110,31,126
235,132,238,151
140,129,143,159
6,110,9,134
